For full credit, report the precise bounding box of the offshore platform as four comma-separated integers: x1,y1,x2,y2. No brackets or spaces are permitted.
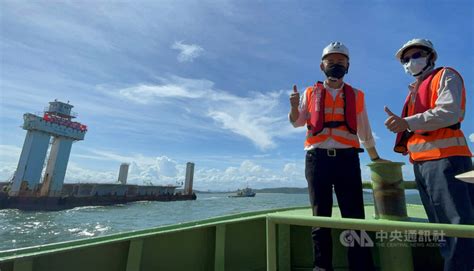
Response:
0,100,196,211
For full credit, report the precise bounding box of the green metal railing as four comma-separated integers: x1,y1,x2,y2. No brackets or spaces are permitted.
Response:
268,163,429,270
265,213,474,271
265,177,473,271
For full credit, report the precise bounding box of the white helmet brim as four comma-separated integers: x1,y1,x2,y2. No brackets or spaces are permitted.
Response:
396,38,437,62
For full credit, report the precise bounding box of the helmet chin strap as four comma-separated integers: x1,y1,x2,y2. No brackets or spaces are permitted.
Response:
413,62,434,77
413,52,434,77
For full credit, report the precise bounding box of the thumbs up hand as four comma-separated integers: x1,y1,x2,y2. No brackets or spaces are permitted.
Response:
290,85,300,108
384,106,409,133
384,106,396,117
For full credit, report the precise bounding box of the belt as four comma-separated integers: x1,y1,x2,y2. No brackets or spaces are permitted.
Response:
308,148,364,157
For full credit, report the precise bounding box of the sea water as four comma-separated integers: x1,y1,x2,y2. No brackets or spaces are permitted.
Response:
0,192,422,251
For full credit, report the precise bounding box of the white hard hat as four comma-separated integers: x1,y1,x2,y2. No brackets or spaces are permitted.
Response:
321,42,349,60
395,38,437,62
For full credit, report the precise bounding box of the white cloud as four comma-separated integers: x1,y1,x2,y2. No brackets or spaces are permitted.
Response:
469,133,474,143
0,164,16,182
283,163,298,175
66,155,181,186
65,163,117,184
171,41,204,63
68,149,309,190
0,144,185,186
155,156,179,177
0,155,306,191
0,145,22,162
0,144,182,189
0,145,22,181
207,110,276,150
65,156,308,191
193,160,306,191
239,160,264,174
372,132,380,140
4,145,407,191
110,76,295,150
70,149,181,185
116,76,212,104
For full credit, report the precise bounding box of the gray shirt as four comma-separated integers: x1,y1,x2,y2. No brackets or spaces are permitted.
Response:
404,68,465,132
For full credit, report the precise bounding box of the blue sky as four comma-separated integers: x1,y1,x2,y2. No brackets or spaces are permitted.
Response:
1,0,473,191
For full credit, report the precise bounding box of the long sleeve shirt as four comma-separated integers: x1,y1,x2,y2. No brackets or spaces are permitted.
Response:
404,68,465,131
289,81,376,151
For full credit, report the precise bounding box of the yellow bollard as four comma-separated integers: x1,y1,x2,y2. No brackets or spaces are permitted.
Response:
368,161,413,271
368,161,408,221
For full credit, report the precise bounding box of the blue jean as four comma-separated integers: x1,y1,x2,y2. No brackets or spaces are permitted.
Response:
414,156,474,271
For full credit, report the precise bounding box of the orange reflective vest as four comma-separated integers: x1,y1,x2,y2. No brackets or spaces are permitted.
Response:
304,81,363,148
394,67,472,161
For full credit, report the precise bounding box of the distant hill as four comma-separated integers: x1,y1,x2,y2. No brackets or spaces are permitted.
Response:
254,187,373,194
194,186,374,194
253,187,308,194
191,187,308,194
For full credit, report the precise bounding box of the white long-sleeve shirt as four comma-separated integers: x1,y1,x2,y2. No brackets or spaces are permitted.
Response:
404,68,465,131
289,81,376,151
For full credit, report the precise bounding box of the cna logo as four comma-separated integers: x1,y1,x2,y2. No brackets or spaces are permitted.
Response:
340,230,374,247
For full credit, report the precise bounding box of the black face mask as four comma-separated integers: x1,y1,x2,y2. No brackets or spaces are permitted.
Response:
324,64,347,79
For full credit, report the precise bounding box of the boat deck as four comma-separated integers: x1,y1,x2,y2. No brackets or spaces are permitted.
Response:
1,204,473,271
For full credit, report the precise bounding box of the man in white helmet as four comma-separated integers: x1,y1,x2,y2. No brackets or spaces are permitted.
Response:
289,41,385,271
385,38,473,271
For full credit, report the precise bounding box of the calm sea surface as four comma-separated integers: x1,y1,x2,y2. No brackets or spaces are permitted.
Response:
0,192,422,251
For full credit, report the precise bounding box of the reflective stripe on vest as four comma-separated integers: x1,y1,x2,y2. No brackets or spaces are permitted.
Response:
408,136,468,153
304,82,363,148
325,108,345,114
305,130,361,148
396,67,472,161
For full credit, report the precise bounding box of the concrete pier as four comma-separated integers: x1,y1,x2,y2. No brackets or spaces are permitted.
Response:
118,163,130,185
184,162,195,195
40,137,74,196
10,131,51,195
10,100,87,197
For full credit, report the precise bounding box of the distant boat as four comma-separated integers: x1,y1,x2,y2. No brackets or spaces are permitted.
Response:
229,187,256,198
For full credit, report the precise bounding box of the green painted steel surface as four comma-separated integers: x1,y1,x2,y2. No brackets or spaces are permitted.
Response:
368,162,408,220
0,205,472,271
377,238,414,271
214,224,226,271
126,239,143,271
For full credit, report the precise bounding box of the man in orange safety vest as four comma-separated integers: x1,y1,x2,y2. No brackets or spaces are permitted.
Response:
290,41,387,271
385,38,474,271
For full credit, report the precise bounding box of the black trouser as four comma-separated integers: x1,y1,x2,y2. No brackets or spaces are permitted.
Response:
414,156,474,271
305,148,374,271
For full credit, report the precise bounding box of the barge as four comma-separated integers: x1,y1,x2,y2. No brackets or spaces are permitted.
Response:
1,100,196,211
